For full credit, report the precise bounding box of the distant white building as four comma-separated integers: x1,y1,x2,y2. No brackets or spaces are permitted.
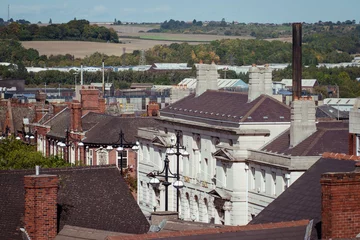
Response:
323,98,356,112
280,79,318,93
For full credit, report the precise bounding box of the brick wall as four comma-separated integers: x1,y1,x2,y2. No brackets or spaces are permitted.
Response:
147,102,160,117
349,133,356,155
71,101,82,132
321,170,360,239
24,174,59,240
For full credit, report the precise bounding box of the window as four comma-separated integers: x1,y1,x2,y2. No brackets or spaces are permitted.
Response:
88,149,93,165
193,134,201,150
97,148,108,165
126,97,130,104
272,171,276,196
251,167,256,190
222,165,227,188
141,97,146,110
261,169,266,193
118,149,128,169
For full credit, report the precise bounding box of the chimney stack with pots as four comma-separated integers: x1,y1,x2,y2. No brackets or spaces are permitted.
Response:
195,62,219,97
321,164,360,239
248,64,272,102
24,172,59,240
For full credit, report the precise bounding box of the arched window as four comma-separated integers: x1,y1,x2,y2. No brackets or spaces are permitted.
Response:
185,193,191,220
203,198,209,223
194,195,199,221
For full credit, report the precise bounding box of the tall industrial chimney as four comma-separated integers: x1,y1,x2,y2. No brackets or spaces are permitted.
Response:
292,23,302,101
102,60,105,97
80,63,84,85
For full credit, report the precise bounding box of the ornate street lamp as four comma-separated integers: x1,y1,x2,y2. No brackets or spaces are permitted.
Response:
149,155,184,211
113,130,139,175
165,131,189,213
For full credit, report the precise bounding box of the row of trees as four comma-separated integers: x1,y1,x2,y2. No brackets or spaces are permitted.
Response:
0,138,70,170
0,19,119,42
152,19,360,39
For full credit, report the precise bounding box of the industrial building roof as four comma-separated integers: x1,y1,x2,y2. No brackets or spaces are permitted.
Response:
152,63,191,70
323,98,356,106
178,78,248,89
280,79,318,88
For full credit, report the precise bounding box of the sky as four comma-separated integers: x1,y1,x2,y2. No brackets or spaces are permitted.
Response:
1,0,359,24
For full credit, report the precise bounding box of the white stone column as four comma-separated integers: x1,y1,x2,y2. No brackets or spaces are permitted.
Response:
230,162,248,225
223,201,232,225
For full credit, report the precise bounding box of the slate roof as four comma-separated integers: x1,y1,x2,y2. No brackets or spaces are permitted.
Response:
261,121,349,156
0,166,150,240
161,90,290,124
12,106,35,132
83,117,159,145
46,108,70,139
316,105,349,120
249,157,356,239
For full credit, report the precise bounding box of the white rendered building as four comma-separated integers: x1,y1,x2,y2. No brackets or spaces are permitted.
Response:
137,63,324,226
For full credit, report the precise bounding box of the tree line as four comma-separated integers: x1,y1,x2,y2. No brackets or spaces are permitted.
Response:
0,19,119,42
0,138,70,170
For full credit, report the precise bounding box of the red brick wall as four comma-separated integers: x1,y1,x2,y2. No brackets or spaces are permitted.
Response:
321,171,360,239
71,102,82,132
349,133,356,155
147,102,160,116
80,88,101,115
24,175,59,240
52,104,67,116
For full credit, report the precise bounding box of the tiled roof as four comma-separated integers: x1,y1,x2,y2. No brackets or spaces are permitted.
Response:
81,112,114,131
161,90,290,124
83,117,159,145
0,166,150,240
107,220,309,240
261,121,349,156
46,108,70,139
249,157,356,239
12,106,35,132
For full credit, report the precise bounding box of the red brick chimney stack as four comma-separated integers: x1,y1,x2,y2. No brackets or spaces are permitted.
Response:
321,167,360,239
24,174,59,240
71,101,82,132
147,102,160,116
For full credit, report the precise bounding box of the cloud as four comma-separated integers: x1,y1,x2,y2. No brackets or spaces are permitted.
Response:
143,6,171,13
11,4,49,15
122,8,137,13
92,5,107,14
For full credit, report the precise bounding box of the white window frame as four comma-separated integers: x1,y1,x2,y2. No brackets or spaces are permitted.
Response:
117,149,128,169
96,148,109,165
88,149,93,165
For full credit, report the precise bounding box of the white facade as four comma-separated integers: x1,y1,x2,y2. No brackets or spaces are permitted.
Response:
137,63,318,226
137,118,293,225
